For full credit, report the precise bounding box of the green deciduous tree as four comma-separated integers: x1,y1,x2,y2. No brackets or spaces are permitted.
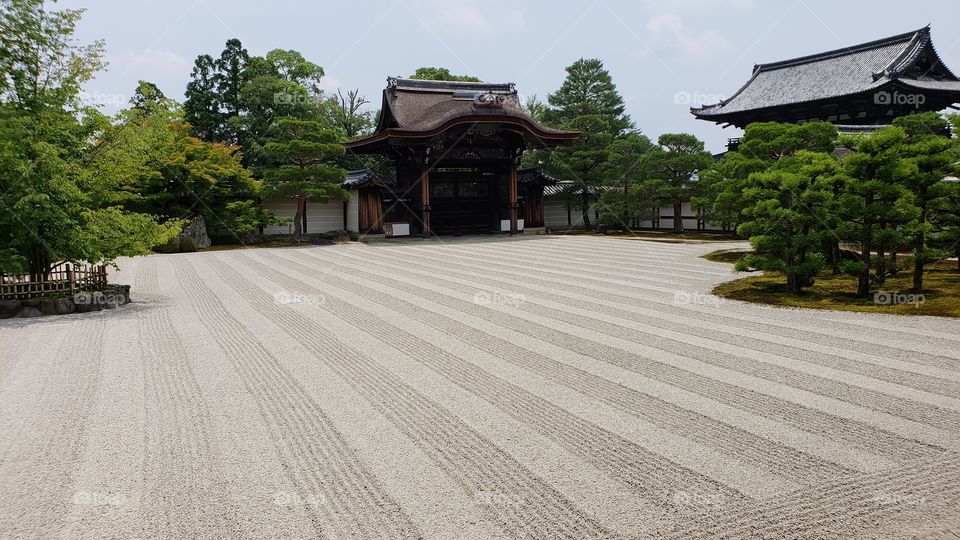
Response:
408,67,480,82
90,85,267,244
260,117,346,242
0,1,179,277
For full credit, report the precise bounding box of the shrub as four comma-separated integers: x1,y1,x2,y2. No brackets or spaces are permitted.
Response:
154,236,181,253
179,237,198,252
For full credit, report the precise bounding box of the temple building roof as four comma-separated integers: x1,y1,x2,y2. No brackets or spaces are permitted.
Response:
692,26,960,128
344,78,579,154
517,167,561,186
342,169,388,189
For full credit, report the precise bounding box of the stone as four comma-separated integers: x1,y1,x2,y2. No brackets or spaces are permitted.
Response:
39,299,59,316
21,298,40,307
179,215,211,248
54,297,76,315
104,296,118,309
73,291,103,313
114,285,132,305
18,306,44,318
0,300,20,319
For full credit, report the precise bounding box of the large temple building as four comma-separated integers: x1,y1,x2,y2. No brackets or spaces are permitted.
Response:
692,26,960,134
344,78,579,238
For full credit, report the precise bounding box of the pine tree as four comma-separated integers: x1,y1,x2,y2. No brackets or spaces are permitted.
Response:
260,117,346,242
544,58,633,136
641,133,713,233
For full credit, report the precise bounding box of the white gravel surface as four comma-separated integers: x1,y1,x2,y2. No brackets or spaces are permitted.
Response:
1,235,958,539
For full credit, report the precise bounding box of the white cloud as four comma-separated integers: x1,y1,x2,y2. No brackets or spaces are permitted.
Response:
112,49,191,75
423,0,524,37
641,13,733,59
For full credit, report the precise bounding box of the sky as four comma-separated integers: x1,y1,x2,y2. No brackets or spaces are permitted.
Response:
61,0,960,153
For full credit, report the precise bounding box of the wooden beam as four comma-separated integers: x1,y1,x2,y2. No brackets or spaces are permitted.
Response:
509,163,519,235
420,164,431,239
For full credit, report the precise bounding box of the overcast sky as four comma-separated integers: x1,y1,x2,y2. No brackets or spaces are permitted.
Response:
61,0,960,153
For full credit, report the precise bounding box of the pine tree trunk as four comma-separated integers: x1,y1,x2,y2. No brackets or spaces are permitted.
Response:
858,241,872,297
913,194,927,293
673,201,683,233
292,197,304,243
581,191,591,229
876,238,886,285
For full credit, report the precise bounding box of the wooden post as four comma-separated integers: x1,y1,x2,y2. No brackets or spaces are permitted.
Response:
67,263,74,294
420,164,431,239
509,162,519,235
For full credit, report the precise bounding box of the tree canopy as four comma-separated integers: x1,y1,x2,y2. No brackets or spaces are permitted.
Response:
408,67,480,82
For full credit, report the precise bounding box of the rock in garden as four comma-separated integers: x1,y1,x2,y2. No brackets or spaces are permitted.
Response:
17,306,44,318
39,299,59,316
0,300,20,319
54,297,76,315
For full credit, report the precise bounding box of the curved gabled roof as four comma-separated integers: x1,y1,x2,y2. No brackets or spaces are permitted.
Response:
691,26,960,123
345,78,578,152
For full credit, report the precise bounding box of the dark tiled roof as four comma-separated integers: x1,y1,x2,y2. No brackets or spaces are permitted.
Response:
344,78,578,151
517,167,560,185
692,26,960,120
343,169,386,189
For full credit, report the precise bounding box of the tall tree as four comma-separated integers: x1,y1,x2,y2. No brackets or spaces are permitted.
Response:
90,86,266,244
335,88,371,138
892,112,956,292
839,127,915,296
544,58,632,136
214,39,248,119
599,132,655,228
408,67,480,82
641,133,713,233
183,54,220,141
544,115,613,229
260,117,346,242
0,1,178,277
238,50,331,168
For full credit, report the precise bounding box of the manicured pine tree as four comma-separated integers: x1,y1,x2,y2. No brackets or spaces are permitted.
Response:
838,127,916,297
260,117,346,243
736,151,843,293
891,112,956,292
640,134,713,233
